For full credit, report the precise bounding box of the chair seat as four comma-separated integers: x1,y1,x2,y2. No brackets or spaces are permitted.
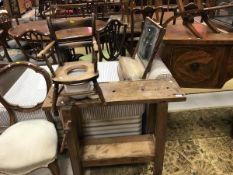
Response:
0,49,26,62
0,120,57,175
53,61,98,83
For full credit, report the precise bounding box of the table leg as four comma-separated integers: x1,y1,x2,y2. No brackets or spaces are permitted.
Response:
53,83,59,116
60,106,83,175
146,103,156,133
153,102,168,175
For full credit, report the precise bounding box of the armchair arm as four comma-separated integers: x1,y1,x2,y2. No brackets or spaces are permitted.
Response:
37,41,56,77
37,41,55,59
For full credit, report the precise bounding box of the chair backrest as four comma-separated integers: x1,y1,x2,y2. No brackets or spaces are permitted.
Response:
96,19,127,61
47,16,95,40
47,15,95,64
130,6,161,33
13,29,56,63
0,62,52,127
133,17,166,78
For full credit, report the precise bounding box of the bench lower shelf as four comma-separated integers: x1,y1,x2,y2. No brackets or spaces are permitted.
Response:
81,134,155,167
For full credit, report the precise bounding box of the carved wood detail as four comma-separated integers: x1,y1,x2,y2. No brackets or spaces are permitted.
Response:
169,46,226,88
226,47,233,79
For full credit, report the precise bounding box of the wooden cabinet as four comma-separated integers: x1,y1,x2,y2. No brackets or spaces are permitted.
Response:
159,21,233,88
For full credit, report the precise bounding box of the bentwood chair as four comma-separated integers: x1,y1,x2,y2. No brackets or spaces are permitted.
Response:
0,62,59,175
95,18,127,61
0,30,26,62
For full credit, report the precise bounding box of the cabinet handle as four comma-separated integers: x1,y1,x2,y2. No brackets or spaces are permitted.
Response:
190,62,200,72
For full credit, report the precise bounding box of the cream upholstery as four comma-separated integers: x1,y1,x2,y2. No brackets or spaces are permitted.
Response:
0,120,57,175
118,56,145,80
147,56,172,79
118,55,172,81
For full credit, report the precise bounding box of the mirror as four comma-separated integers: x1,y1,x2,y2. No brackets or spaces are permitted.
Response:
136,17,166,69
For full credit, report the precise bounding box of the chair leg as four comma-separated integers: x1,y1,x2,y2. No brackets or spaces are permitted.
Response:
173,9,177,25
53,83,59,116
160,10,165,25
48,159,60,175
231,120,233,139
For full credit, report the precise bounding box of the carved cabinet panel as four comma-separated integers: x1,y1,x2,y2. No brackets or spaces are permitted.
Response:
226,47,233,79
163,46,227,88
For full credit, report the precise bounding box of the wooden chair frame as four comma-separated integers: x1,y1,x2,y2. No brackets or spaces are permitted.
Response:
0,61,59,175
0,29,14,62
129,5,162,55
0,12,13,47
13,29,57,63
0,62,52,113
47,15,95,64
96,19,127,61
163,0,233,38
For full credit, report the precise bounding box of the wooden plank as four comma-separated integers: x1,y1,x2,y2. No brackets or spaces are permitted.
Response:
82,134,155,167
82,134,154,145
99,79,185,104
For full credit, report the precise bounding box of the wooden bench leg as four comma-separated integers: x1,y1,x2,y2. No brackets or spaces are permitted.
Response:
153,102,168,175
60,106,83,175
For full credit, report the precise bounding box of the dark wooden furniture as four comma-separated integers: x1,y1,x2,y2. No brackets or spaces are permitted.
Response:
163,0,233,38
40,0,122,20
0,12,12,46
8,20,50,39
3,0,32,17
96,18,127,61
8,19,106,41
0,29,26,62
42,78,185,175
159,19,233,88
13,29,57,66
128,6,162,55
50,1,107,19
0,61,59,175
210,0,233,32
47,15,95,62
